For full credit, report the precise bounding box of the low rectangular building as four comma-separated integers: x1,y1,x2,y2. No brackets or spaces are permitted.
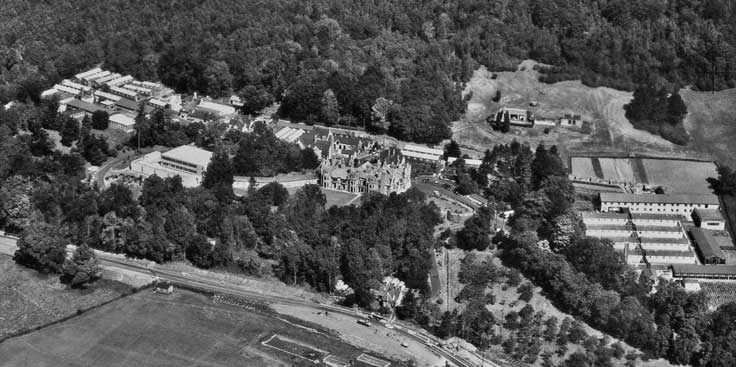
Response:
692,208,726,231
401,144,443,162
197,100,236,116
671,264,736,279
109,113,136,133
74,67,103,81
600,193,720,215
690,228,727,265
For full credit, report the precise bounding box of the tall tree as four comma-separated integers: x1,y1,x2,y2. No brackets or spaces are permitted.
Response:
202,145,233,191
61,244,101,288
321,89,340,126
14,219,67,273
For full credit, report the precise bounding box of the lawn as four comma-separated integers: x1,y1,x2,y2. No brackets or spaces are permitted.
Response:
322,188,359,208
640,158,717,194
0,290,397,367
0,255,131,340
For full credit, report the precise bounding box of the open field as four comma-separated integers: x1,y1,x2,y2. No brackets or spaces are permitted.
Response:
641,159,718,194
322,188,359,208
454,61,724,167
682,88,736,168
571,156,718,194
0,290,393,367
0,255,131,340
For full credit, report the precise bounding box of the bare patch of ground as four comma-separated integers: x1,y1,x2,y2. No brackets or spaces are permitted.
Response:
681,88,736,168
455,61,710,164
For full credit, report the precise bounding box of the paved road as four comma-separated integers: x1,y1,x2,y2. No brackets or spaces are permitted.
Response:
96,151,139,189
0,236,497,367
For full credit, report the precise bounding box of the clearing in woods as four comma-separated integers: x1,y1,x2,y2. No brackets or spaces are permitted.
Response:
454,60,733,167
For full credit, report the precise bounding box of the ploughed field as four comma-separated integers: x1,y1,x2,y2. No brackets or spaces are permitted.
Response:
0,289,391,367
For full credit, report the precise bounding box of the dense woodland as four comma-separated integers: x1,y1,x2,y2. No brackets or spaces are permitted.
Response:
3,0,736,365
1,0,735,143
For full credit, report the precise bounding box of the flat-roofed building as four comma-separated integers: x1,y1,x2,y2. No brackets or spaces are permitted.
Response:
600,193,719,215
690,227,727,265
197,100,237,116
401,144,443,162
160,145,213,176
109,113,136,133
671,264,736,279
129,145,213,187
692,209,726,231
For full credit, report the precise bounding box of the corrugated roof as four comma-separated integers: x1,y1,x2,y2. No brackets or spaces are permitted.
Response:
162,145,213,168
600,193,720,205
690,228,725,260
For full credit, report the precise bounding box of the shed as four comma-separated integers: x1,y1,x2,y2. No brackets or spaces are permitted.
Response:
690,228,726,265
692,208,726,231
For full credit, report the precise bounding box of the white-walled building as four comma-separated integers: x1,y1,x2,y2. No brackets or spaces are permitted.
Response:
196,100,237,116
600,193,719,215
401,144,443,162
692,209,726,231
582,211,697,266
129,145,213,188
109,113,136,132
